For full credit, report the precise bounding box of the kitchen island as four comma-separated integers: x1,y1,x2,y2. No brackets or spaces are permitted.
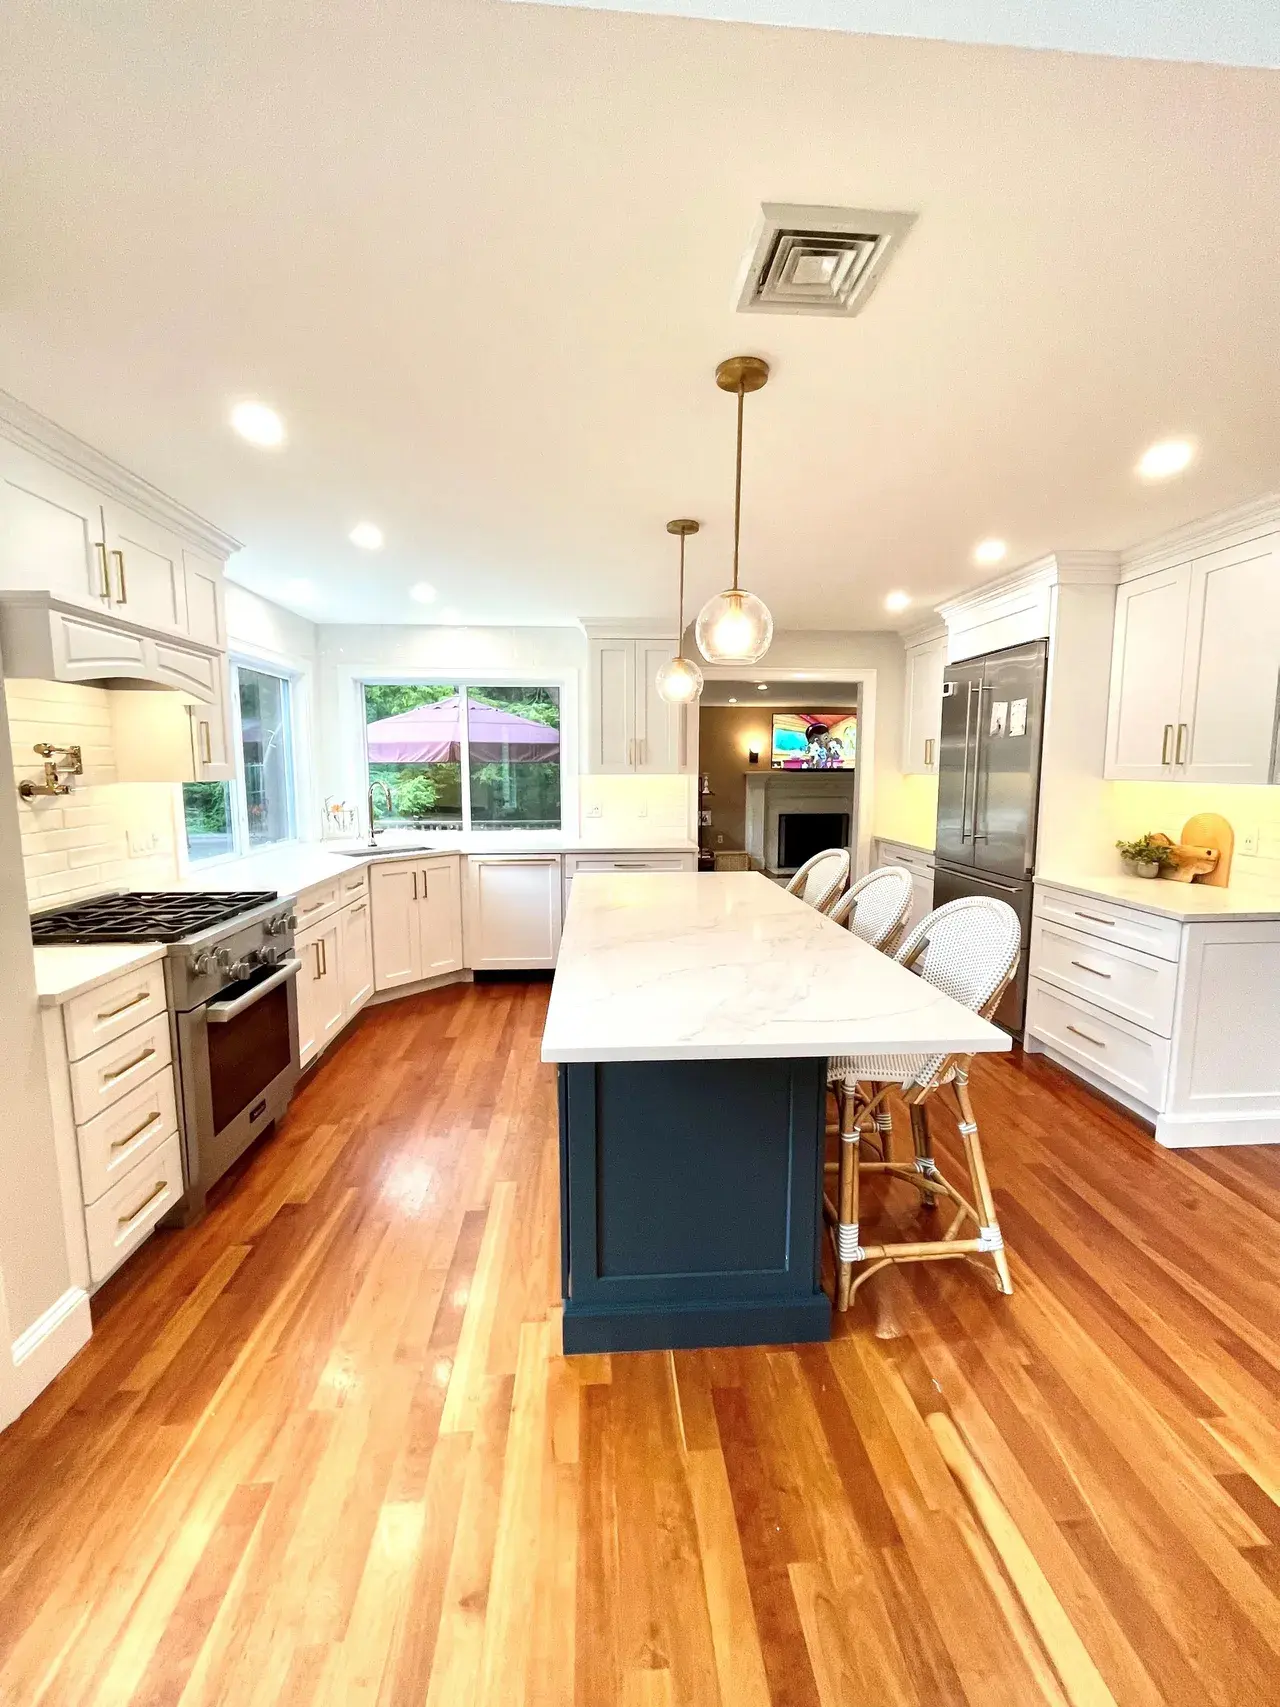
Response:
542,872,1010,1352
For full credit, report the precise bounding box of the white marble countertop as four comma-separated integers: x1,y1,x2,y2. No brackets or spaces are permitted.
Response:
1036,872,1280,921
875,835,936,857
181,834,698,898
541,872,1011,1064
33,942,166,1007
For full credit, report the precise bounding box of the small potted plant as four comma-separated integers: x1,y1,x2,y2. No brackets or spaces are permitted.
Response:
1115,834,1173,879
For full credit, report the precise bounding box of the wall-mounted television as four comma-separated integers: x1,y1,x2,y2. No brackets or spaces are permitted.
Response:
770,711,857,770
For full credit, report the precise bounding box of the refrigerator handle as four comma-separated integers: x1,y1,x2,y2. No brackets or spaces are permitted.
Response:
972,682,992,843
959,681,977,842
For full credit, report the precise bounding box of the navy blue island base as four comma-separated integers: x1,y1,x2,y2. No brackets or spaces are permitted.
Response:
556,1054,832,1354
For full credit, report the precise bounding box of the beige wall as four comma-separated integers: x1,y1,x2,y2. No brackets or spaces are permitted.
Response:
698,706,772,850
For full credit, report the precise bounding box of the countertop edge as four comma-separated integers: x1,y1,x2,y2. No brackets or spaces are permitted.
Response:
34,942,167,1007
1035,872,1280,922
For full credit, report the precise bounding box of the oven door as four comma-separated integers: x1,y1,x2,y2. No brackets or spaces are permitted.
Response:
175,958,302,1215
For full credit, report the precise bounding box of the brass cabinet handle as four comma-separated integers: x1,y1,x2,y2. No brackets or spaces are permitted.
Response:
924,737,935,768
1161,724,1173,765
1175,722,1188,765
198,720,212,765
111,548,127,604
1066,1023,1107,1049
412,870,418,901
103,1045,156,1084
1073,910,1117,927
117,1179,168,1230
95,541,111,600
1069,959,1112,980
110,1111,162,1152
320,937,327,977
96,988,151,1022
349,902,367,916
312,941,323,980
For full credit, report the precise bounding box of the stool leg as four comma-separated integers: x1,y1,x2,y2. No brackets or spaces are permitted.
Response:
954,1074,1012,1295
909,1100,937,1211
874,1102,894,1162
835,1073,861,1312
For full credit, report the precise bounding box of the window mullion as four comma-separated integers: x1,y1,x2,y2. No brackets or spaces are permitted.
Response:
459,686,473,833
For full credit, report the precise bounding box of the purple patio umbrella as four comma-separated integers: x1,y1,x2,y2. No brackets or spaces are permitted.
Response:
365,694,560,764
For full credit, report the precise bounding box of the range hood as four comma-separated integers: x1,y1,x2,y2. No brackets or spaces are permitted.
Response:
0,591,219,702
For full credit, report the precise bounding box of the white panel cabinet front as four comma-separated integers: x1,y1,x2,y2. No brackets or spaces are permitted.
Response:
466,856,562,970
63,960,168,1062
0,440,110,613
901,637,946,775
586,634,684,774
370,855,464,991
296,917,344,1068
340,896,374,1016
1104,568,1187,780
84,1132,183,1286
100,502,188,635
69,1012,174,1125
1179,537,1280,784
75,1067,178,1205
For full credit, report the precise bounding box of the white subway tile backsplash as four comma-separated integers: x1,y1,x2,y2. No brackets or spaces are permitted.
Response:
8,679,179,908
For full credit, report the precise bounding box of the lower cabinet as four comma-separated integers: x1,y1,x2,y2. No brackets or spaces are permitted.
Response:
466,855,562,971
340,893,374,1016
370,855,464,992
296,914,344,1068
873,839,935,934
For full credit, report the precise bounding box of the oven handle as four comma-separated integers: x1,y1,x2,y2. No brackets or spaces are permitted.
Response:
205,959,302,1023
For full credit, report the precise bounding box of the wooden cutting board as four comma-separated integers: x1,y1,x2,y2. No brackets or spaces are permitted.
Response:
1180,813,1234,887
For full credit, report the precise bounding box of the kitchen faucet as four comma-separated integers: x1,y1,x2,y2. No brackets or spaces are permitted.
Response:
367,781,393,848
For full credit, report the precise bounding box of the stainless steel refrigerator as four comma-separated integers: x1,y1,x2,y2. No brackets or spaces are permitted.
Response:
934,637,1047,1034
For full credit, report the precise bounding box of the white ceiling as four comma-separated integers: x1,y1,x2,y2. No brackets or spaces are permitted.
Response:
509,1,1280,70
2,2,1278,630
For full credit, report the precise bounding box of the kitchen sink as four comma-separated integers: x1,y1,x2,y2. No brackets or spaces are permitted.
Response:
330,843,437,856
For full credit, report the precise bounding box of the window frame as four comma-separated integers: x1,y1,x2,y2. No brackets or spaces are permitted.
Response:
355,672,573,839
180,654,302,868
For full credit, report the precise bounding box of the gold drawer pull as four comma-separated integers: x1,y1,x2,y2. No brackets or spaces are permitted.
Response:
96,989,152,1022
1069,960,1112,980
1066,1023,1107,1049
96,541,111,600
110,1112,162,1152
103,1045,156,1084
111,547,127,604
1073,910,1117,927
117,1180,168,1230
300,898,325,914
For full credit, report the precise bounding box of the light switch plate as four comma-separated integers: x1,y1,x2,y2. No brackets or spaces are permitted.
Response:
1240,826,1260,855
584,803,602,819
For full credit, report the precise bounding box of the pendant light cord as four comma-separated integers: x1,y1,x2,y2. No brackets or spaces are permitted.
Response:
732,381,744,593
677,532,686,660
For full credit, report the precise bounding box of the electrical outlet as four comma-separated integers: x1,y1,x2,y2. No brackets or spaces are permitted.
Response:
716,834,724,845
1239,826,1260,856
585,802,602,819
127,827,160,857
637,798,648,818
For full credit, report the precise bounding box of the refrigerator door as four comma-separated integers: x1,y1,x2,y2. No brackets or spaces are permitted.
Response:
931,862,1033,1035
971,639,1047,880
935,660,985,868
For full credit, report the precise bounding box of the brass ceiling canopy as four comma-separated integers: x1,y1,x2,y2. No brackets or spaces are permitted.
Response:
714,355,770,394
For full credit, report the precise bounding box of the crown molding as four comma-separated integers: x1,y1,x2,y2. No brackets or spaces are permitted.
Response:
1120,492,1280,579
0,389,242,559
581,619,677,640
899,618,947,648
935,550,1120,622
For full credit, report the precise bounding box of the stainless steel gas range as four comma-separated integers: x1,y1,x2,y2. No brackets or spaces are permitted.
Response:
31,890,302,1218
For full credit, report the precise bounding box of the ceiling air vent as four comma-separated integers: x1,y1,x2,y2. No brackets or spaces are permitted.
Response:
735,202,917,318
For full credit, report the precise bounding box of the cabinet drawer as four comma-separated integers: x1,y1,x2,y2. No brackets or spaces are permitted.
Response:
1027,980,1170,1110
1031,918,1179,1038
563,853,693,877
63,960,168,1062
338,867,369,904
295,879,341,926
1036,886,1182,962
84,1132,183,1285
876,841,935,876
76,1067,178,1206
69,1012,173,1124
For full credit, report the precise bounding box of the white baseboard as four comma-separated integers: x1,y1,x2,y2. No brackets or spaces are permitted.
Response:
3,1286,92,1431
1155,1112,1280,1149
368,970,473,1007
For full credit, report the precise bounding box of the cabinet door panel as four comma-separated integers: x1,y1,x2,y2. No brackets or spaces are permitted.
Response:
370,862,421,990
1180,537,1280,784
634,638,683,772
420,858,464,976
467,857,561,970
902,638,945,774
0,442,108,610
183,547,226,648
102,504,187,634
341,899,374,1016
296,930,326,1066
1103,569,1188,780
318,921,345,1045
588,639,634,772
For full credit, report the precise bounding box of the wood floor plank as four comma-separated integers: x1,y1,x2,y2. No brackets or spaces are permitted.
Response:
0,990,1277,1707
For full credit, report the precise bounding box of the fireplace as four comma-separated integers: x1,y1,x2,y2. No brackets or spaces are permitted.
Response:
778,812,850,872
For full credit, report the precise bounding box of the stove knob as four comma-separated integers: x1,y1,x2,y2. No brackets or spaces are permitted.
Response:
259,944,286,968
189,949,216,977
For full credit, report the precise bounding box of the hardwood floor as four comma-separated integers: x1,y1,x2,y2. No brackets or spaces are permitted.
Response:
3,979,1280,1705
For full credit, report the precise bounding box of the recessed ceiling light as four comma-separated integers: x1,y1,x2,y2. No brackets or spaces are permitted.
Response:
756,683,768,691
230,400,285,448
884,589,911,612
349,522,384,550
727,697,738,704
973,538,1007,567
1137,439,1194,480
284,578,315,604
409,581,437,604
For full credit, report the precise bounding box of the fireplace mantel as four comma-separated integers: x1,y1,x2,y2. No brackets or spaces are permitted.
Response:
743,768,858,876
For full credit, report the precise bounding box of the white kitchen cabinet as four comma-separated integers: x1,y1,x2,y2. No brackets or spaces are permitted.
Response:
108,649,235,785
900,633,946,775
297,916,344,1068
0,441,112,614
370,855,464,991
1104,533,1280,784
585,632,685,774
340,894,374,1017
182,547,226,649
466,855,562,970
100,503,187,635
873,839,935,934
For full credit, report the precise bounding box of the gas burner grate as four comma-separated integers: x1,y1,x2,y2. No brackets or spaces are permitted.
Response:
30,892,279,945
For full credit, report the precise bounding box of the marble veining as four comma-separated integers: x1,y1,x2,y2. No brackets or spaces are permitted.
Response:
542,872,1011,1063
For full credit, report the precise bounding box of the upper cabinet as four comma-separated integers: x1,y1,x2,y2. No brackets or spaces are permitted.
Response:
0,441,112,613
99,502,188,635
1104,531,1280,784
585,632,687,773
900,630,946,775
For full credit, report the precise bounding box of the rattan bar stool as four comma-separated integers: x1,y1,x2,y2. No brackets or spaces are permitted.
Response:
823,896,1020,1312
784,847,850,914
828,865,914,954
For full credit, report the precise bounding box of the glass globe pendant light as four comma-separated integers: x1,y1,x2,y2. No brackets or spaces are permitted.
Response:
694,355,774,667
655,519,705,705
